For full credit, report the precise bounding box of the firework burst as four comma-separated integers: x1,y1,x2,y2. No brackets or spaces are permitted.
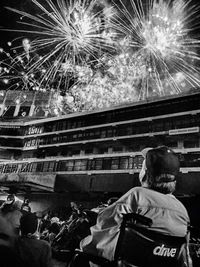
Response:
5,0,117,93
0,40,45,91
1,0,200,113
111,0,200,99
0,37,54,93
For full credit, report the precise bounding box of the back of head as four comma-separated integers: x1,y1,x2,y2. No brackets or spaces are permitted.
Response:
20,212,38,236
145,146,180,194
0,199,22,215
48,222,60,234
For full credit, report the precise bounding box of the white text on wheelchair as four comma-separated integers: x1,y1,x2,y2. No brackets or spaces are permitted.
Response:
153,244,177,257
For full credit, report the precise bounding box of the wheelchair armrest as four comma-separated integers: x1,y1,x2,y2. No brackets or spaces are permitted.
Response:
74,249,110,266
122,213,153,227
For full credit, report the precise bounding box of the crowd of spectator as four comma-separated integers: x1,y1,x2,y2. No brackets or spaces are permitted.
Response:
0,193,115,267
0,146,199,267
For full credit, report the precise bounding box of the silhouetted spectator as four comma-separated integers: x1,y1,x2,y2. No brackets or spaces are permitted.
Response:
17,212,53,267
0,198,24,267
0,197,22,235
21,198,31,214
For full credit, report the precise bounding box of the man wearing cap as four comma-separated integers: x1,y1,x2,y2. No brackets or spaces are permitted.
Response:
80,146,190,265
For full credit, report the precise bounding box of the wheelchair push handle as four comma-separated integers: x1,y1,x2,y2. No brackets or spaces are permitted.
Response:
122,213,153,227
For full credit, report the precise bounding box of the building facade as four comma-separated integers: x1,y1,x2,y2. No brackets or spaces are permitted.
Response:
0,90,200,198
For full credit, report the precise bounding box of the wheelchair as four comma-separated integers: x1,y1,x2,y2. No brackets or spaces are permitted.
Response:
69,213,192,267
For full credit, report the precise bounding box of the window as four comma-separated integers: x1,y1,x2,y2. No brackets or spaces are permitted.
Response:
0,165,4,173
57,122,64,131
52,123,57,132
25,140,31,147
43,161,50,172
72,134,78,140
117,126,127,136
31,163,37,172
94,159,103,170
48,161,56,172
107,128,114,137
10,164,18,173
4,165,12,173
20,163,30,172
87,159,95,170
131,156,143,169
113,146,123,152
111,158,119,170
119,157,129,169
94,130,101,138
52,136,58,143
101,130,107,138
30,139,38,147
182,153,200,167
39,138,45,146
184,136,199,148
77,132,84,140
153,121,164,132
36,162,44,172
102,158,112,170
58,160,75,171
74,159,87,171
84,147,93,155
65,160,75,171
61,134,68,143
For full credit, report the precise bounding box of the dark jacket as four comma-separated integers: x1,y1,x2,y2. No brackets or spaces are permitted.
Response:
17,236,52,267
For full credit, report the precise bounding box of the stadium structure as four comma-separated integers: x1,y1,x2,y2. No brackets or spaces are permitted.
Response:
0,89,200,200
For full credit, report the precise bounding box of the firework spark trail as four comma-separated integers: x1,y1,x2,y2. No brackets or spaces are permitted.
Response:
1,0,200,113
5,0,117,93
111,0,200,99
0,44,43,91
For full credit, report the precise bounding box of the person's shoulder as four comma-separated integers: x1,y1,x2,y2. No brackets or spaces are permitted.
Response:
121,186,148,201
126,187,165,201
127,186,148,194
35,238,51,248
20,236,51,249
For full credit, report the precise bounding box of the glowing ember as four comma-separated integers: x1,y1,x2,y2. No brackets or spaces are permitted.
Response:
0,0,200,115
112,0,200,98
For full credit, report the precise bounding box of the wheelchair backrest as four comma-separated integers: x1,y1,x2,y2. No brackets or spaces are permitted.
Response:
115,213,188,267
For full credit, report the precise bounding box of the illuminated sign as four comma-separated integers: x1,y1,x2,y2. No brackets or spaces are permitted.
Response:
169,127,199,135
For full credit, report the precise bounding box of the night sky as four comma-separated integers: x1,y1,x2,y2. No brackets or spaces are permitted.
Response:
0,0,38,47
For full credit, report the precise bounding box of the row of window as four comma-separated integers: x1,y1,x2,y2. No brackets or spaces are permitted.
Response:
23,114,200,148
23,92,200,135
2,110,200,145
1,153,200,174
0,127,23,136
0,156,144,173
25,113,200,138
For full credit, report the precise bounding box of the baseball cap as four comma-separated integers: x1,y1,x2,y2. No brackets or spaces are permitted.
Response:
145,146,180,182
